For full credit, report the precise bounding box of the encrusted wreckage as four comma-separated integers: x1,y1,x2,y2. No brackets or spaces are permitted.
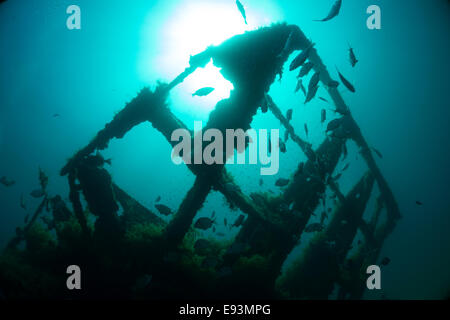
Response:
0,23,400,299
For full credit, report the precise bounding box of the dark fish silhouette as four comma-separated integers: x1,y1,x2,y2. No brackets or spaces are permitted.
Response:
415,200,423,206
192,87,215,97
0,176,15,187
298,61,314,78
381,257,391,266
155,196,161,202
155,204,173,216
20,193,27,210
304,123,309,137
336,68,355,93
236,0,247,25
279,139,287,153
304,85,319,104
30,189,45,198
295,79,307,96
286,109,293,121
348,43,358,67
319,96,328,103
259,178,263,186
211,211,216,219
308,71,320,92
52,113,60,118
326,118,342,132
224,218,228,227
327,80,340,88
314,0,342,22
289,42,315,71
321,109,327,123
342,163,350,171
275,178,289,187
194,217,214,230
372,147,383,159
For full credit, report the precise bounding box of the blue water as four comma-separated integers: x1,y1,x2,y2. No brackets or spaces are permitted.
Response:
0,0,449,299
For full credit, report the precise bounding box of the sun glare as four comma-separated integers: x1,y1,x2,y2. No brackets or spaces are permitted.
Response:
139,0,282,116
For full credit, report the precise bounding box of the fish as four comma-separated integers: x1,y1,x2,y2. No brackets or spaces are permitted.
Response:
289,42,315,71
327,80,340,88
194,217,214,230
342,163,350,171
155,196,161,202
381,257,391,266
275,178,290,187
20,193,27,210
0,176,15,187
224,218,228,226
319,97,328,103
336,68,356,93
155,204,173,216
326,118,343,132
232,214,245,228
304,85,319,104
304,123,309,137
321,109,327,123
279,139,287,153
308,72,321,92
268,132,272,154
235,0,247,25
192,87,215,97
304,223,324,232
298,62,314,78
415,201,423,206
212,226,216,233
320,211,328,224
286,108,293,122
284,130,289,143
295,79,307,96
372,147,383,159
30,189,45,198
259,178,263,186
211,211,216,219
348,43,359,67
314,0,342,22
52,113,60,118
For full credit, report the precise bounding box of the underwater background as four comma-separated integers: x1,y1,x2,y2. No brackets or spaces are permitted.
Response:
0,0,449,299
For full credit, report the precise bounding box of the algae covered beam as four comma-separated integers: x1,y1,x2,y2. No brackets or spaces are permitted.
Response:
163,175,213,248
